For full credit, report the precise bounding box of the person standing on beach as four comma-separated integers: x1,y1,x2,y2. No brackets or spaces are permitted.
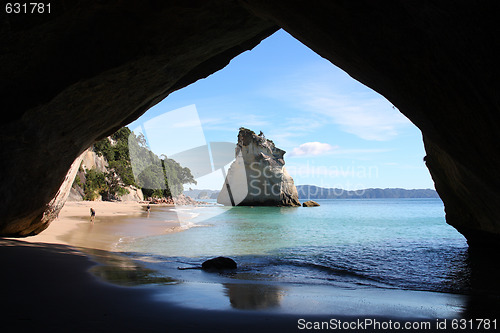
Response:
146,204,151,215
90,208,96,222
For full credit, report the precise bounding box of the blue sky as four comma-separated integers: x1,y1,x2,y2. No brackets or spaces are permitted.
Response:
129,29,434,191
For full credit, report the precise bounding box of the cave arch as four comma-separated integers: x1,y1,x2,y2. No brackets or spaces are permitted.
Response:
1,1,499,247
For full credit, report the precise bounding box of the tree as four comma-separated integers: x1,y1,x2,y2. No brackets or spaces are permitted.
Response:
87,126,197,200
83,168,108,201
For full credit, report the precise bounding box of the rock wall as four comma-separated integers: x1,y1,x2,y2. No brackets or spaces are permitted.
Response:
218,128,300,207
80,149,108,174
33,150,87,235
68,146,144,202
423,137,500,248
117,186,144,202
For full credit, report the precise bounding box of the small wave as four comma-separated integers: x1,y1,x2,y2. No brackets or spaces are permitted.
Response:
263,257,386,287
190,223,212,228
170,209,201,220
178,221,207,230
289,260,375,279
164,225,190,233
112,236,136,251
179,222,195,230
170,207,199,212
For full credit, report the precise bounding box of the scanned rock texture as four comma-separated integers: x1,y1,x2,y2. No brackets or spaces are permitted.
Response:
218,128,300,207
1,1,500,247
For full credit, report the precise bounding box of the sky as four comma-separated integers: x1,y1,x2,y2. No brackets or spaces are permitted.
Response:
128,29,434,191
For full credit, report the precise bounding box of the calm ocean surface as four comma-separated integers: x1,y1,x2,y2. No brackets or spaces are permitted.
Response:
117,198,471,295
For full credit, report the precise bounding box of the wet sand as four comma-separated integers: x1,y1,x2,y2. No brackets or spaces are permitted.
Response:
24,201,180,250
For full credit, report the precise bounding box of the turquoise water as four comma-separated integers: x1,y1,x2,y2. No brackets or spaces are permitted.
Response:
119,199,471,294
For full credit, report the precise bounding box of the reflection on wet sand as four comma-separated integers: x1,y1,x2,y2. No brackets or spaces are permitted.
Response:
59,213,181,251
223,283,285,310
84,247,178,287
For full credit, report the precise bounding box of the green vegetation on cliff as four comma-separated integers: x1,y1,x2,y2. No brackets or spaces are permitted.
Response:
81,127,196,200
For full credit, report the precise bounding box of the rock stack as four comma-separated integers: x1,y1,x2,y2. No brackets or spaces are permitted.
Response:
218,128,300,207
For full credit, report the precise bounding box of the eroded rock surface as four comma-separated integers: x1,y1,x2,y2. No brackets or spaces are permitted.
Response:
1,1,500,247
218,128,300,207
303,200,320,207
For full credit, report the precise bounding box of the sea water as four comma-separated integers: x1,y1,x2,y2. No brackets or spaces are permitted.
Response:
118,199,470,294
107,199,492,317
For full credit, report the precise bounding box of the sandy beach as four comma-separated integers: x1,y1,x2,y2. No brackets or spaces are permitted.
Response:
23,201,162,248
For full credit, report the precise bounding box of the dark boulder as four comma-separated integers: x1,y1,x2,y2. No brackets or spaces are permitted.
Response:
201,257,237,271
303,200,320,207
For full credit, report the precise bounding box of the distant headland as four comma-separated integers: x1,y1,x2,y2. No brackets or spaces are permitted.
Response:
185,186,439,200
297,185,439,199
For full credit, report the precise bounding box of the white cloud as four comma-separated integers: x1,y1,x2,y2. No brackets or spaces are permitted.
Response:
301,90,408,141
264,62,413,141
289,142,339,157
